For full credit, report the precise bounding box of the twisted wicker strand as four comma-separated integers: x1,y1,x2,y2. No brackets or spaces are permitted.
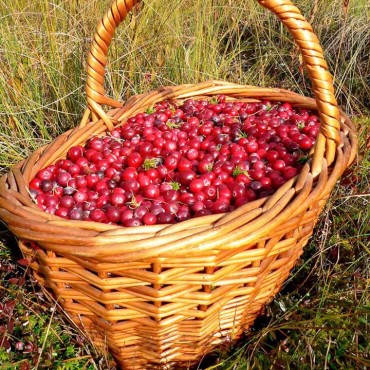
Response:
86,0,139,128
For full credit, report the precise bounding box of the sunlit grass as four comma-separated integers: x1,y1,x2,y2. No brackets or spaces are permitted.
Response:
0,0,368,172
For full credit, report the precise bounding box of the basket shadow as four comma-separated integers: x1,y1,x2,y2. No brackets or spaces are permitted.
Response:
0,223,23,261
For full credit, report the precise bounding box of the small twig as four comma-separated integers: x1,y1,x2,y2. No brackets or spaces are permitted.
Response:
324,338,332,370
62,355,92,363
334,193,370,200
34,300,58,370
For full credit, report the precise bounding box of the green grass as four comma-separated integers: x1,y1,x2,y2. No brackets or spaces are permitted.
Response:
0,0,369,171
0,0,369,369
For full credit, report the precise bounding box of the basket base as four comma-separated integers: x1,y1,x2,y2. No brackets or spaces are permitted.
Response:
19,224,314,369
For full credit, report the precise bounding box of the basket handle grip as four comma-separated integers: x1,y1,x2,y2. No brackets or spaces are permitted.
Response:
86,0,341,168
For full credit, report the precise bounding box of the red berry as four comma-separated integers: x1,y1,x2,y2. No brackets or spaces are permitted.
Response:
272,160,286,171
143,213,157,225
31,98,319,226
189,179,204,193
68,146,84,162
143,185,160,199
56,171,71,187
69,208,84,220
106,206,121,223
299,137,313,150
37,167,54,181
40,179,54,193
127,152,143,168
90,209,106,222
121,167,138,181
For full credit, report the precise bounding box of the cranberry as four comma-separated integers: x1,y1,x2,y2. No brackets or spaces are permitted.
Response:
73,191,88,204
189,179,204,193
260,177,272,189
127,152,143,168
29,178,42,190
212,200,229,214
121,209,134,223
157,212,175,224
146,168,159,181
272,160,286,171
282,166,298,180
245,141,258,153
177,158,192,172
63,186,76,196
55,207,69,218
143,213,157,225
165,156,178,171
31,98,319,227
60,196,74,208
68,146,84,162
89,138,104,151
299,137,313,150
133,206,148,219
96,195,110,208
157,165,168,179
69,208,83,220
123,179,140,194
44,195,59,208
150,204,165,215
56,172,71,187
37,167,53,181
121,167,138,181
106,206,121,223
176,207,191,222
231,183,246,199
143,185,160,199
179,170,196,186
40,180,54,193
123,218,142,227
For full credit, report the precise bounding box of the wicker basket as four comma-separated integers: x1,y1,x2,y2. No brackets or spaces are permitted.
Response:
0,0,357,369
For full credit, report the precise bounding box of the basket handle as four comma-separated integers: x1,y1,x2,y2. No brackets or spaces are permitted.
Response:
86,0,341,169
85,0,140,127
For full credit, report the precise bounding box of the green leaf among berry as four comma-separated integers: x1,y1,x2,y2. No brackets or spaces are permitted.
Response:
143,157,162,170
297,155,310,164
166,119,182,129
170,182,181,190
235,130,248,140
233,166,250,177
209,96,219,104
146,105,156,114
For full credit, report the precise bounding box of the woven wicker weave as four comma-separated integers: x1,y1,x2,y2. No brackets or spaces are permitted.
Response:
0,0,357,369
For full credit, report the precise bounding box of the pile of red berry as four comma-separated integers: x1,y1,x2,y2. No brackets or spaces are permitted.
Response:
29,96,320,226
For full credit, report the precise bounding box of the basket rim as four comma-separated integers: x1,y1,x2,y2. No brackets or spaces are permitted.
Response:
0,82,358,263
